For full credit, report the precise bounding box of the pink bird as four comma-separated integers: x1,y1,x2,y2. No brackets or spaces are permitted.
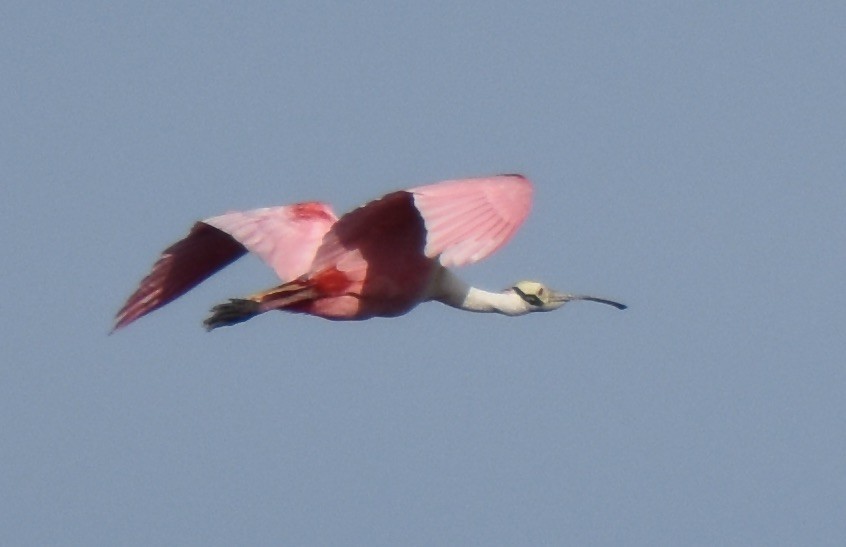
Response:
114,175,625,332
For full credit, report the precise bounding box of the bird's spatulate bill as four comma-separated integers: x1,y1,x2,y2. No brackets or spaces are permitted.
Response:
567,295,627,310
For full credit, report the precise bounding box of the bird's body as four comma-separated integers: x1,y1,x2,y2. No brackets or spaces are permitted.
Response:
114,175,625,331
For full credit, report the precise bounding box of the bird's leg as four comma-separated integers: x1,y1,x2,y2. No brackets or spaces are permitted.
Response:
203,282,319,331
204,298,262,331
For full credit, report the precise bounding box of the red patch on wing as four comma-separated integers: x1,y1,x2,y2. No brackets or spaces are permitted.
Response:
290,201,335,221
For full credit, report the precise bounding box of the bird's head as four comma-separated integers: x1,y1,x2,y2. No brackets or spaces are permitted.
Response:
509,280,627,314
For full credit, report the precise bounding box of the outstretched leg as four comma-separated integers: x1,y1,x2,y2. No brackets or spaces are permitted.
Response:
204,298,262,330
203,282,319,331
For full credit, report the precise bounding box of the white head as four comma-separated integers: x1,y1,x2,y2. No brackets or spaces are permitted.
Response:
508,280,627,314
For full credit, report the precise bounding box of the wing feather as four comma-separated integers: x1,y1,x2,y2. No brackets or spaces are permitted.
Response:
410,174,533,268
204,202,337,281
424,198,490,234
113,222,247,331
430,213,501,256
114,202,337,331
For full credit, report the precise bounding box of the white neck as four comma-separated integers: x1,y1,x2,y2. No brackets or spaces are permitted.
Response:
427,268,531,316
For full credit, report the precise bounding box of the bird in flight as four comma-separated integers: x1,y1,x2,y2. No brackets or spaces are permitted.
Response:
114,174,625,332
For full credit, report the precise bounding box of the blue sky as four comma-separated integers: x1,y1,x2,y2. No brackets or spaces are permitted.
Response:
3,3,845,545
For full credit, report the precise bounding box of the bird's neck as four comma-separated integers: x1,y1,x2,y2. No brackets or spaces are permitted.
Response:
460,286,530,315
429,268,530,316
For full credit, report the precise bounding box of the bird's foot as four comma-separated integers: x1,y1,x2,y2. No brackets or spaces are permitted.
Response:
203,299,261,331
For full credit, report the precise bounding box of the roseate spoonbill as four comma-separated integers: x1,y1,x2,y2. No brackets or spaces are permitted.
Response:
114,174,625,332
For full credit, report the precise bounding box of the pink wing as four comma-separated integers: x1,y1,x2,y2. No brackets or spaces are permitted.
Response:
113,202,337,331
204,202,337,281
410,174,533,268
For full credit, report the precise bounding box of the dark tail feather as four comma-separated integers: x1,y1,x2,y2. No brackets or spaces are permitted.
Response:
112,222,247,332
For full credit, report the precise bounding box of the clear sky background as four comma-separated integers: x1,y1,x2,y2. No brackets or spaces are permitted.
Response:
3,2,845,545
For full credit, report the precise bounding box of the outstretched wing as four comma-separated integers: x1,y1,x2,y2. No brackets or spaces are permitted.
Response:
410,174,533,268
113,222,247,331
113,202,336,331
204,202,337,281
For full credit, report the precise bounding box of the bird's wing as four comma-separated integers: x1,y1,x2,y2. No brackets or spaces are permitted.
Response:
410,174,533,268
307,191,426,281
113,202,336,331
204,202,337,281
113,222,247,331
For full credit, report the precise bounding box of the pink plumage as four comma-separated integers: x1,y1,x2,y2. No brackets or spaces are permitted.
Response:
203,202,337,281
411,174,532,267
113,174,539,330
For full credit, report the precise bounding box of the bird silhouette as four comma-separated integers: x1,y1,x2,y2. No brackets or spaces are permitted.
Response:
114,174,625,332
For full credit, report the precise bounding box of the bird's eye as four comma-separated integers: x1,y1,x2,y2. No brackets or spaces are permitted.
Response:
512,286,543,306
522,294,543,306
537,288,544,296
